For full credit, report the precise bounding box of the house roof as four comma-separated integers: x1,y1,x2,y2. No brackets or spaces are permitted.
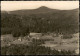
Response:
30,33,42,36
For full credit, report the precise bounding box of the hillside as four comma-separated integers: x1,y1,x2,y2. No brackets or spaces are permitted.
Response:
9,6,59,15
1,6,79,34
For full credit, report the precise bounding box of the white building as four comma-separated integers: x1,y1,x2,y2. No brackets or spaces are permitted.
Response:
29,33,42,39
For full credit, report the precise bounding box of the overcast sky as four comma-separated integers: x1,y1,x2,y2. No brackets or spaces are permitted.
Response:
1,1,79,11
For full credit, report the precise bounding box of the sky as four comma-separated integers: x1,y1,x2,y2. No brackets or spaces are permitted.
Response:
1,1,79,11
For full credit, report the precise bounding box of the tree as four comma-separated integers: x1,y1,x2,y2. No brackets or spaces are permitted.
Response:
20,26,30,37
11,28,21,37
11,26,30,38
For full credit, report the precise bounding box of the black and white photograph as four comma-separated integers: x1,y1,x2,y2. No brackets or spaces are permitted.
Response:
1,1,79,55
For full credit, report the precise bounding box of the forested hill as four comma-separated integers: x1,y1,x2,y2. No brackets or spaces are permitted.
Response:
8,6,59,15
1,6,79,34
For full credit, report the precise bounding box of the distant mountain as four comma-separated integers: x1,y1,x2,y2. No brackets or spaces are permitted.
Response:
1,6,79,17
6,6,59,15
1,6,79,16
1,6,79,34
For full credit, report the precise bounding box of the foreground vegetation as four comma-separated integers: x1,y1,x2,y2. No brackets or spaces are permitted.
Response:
1,44,76,55
1,37,76,55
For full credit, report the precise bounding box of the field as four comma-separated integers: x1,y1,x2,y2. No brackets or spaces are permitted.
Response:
1,33,79,54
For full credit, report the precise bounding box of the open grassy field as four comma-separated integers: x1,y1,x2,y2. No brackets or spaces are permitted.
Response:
1,33,79,54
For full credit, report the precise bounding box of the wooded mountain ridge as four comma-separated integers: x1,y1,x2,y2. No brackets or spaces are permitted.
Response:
1,6,79,34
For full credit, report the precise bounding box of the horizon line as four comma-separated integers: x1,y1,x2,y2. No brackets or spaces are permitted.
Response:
1,6,79,12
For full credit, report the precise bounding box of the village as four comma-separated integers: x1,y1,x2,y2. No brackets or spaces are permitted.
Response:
1,32,79,54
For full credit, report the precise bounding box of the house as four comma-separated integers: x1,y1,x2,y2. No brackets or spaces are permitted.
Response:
29,33,42,39
30,33,42,36
18,37,22,41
